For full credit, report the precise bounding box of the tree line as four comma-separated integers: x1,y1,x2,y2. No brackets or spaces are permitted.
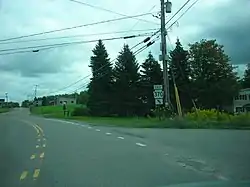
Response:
87,39,250,116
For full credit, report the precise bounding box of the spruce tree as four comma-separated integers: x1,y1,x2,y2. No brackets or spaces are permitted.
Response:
113,44,141,116
87,40,113,116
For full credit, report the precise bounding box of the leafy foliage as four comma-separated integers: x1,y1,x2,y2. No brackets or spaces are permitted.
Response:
188,39,239,109
242,63,250,88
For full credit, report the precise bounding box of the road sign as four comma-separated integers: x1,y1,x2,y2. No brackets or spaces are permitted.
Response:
154,85,163,90
153,91,163,99
155,98,163,105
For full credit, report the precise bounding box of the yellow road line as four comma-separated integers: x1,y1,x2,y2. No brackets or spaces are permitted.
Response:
20,171,28,180
33,169,40,179
35,124,44,135
20,120,39,134
30,154,36,160
32,124,40,134
40,152,45,158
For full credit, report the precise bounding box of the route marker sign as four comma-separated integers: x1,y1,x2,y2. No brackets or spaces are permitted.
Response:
153,85,163,105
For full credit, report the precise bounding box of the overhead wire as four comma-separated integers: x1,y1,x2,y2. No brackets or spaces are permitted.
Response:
0,32,154,55
133,0,200,56
0,12,155,42
0,28,158,45
68,0,159,25
37,0,201,95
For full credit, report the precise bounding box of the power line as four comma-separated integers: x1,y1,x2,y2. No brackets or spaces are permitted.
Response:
42,0,201,96
68,0,159,25
0,28,158,45
0,12,155,42
127,5,157,31
0,32,153,54
133,0,200,56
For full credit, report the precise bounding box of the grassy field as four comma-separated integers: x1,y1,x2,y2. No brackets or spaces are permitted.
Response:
30,106,250,129
30,104,82,118
0,108,10,113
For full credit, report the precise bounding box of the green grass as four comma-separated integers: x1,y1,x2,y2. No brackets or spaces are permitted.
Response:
70,116,167,128
30,104,83,118
30,106,250,129
0,108,10,113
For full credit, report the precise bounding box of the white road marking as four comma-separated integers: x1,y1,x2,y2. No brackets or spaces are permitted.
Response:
105,132,111,135
117,136,124,140
95,129,101,132
88,126,92,129
81,125,85,127
165,153,169,156
136,143,146,147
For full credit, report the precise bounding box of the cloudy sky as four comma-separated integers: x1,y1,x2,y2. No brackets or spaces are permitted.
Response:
0,0,249,102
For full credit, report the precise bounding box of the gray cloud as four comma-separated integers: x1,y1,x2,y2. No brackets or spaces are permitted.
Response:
0,0,249,102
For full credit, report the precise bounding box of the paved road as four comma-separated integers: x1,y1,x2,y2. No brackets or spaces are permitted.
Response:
0,108,250,187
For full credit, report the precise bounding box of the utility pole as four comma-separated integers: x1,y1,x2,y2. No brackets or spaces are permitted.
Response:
160,0,171,107
34,85,38,99
5,92,8,107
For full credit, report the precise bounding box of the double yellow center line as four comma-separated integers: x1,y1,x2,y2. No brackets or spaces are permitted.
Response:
19,120,46,181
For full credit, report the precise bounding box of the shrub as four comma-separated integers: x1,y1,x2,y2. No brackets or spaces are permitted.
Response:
71,107,90,116
185,109,231,122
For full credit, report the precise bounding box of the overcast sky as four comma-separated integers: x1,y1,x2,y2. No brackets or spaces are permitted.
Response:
0,0,249,102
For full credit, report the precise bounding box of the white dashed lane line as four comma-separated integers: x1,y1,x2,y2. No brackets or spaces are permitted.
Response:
81,125,85,127
136,143,147,147
95,129,101,132
88,127,92,129
105,132,111,135
117,136,124,140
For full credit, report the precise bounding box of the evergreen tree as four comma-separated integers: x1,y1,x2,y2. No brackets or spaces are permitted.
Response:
87,40,113,116
140,52,162,113
242,63,250,88
189,39,239,109
169,39,193,111
113,44,141,116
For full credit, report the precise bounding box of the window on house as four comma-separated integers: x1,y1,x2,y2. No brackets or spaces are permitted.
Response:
236,107,243,113
60,101,62,104
244,95,247,100
235,96,239,100
71,101,74,103
239,95,242,100
249,94,250,100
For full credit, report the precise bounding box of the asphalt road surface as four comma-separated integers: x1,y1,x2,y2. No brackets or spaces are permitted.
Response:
1,108,250,187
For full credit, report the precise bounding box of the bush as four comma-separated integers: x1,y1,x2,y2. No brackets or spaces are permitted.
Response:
185,109,231,122
71,107,90,116
184,109,250,129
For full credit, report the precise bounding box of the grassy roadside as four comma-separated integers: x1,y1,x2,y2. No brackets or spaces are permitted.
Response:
30,106,250,129
30,105,82,118
0,108,10,113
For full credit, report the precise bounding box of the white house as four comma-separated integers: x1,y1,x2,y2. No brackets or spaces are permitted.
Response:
56,97,76,105
233,88,250,113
